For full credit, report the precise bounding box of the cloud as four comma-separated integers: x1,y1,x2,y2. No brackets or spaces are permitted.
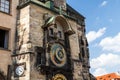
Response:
86,27,106,43
99,32,120,52
91,53,120,68
90,53,120,76
100,1,108,7
93,68,107,76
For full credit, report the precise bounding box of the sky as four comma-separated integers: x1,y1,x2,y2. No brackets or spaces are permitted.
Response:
67,0,120,77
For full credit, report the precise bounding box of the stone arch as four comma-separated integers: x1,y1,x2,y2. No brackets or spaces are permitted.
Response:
44,15,75,35
55,15,74,34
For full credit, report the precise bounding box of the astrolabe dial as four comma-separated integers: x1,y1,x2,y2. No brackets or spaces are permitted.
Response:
53,74,67,80
50,43,67,67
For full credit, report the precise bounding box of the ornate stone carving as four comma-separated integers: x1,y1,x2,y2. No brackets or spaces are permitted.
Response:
54,0,66,10
14,62,26,77
52,74,67,80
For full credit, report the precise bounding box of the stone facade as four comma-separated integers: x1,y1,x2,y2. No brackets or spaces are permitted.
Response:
0,0,95,80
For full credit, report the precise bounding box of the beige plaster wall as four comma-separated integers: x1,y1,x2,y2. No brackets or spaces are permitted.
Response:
0,50,11,75
0,0,18,76
0,0,18,51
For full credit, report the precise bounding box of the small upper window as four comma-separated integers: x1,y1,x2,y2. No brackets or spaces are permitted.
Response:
58,31,62,38
0,0,10,13
81,47,85,57
79,36,84,45
49,28,54,36
0,29,9,49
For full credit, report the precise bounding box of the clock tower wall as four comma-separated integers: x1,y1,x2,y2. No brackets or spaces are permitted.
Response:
12,0,92,79
29,3,74,79
12,53,31,80
68,20,80,60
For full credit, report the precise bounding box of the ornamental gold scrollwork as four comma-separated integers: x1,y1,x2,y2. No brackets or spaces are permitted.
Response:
53,74,67,80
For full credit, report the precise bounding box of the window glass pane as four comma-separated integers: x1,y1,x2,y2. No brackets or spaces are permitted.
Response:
0,29,5,48
50,28,54,35
1,0,5,3
5,8,8,13
4,30,8,48
0,7,4,11
0,29,8,48
0,7,1,10
5,4,9,8
5,0,9,5
1,3,4,7
0,3,1,6
0,0,10,13
58,31,62,38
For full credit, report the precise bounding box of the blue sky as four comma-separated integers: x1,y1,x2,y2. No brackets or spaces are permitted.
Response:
67,0,120,76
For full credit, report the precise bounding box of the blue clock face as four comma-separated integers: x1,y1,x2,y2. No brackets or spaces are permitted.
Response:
50,43,67,67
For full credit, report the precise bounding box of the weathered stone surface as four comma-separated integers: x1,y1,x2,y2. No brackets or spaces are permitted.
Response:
15,3,92,79
0,0,95,80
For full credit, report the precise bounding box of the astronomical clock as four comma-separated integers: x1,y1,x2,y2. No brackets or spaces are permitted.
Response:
50,43,67,67
39,15,74,80
9,0,93,80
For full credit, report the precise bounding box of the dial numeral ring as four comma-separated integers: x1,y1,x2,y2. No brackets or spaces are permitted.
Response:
50,43,66,67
